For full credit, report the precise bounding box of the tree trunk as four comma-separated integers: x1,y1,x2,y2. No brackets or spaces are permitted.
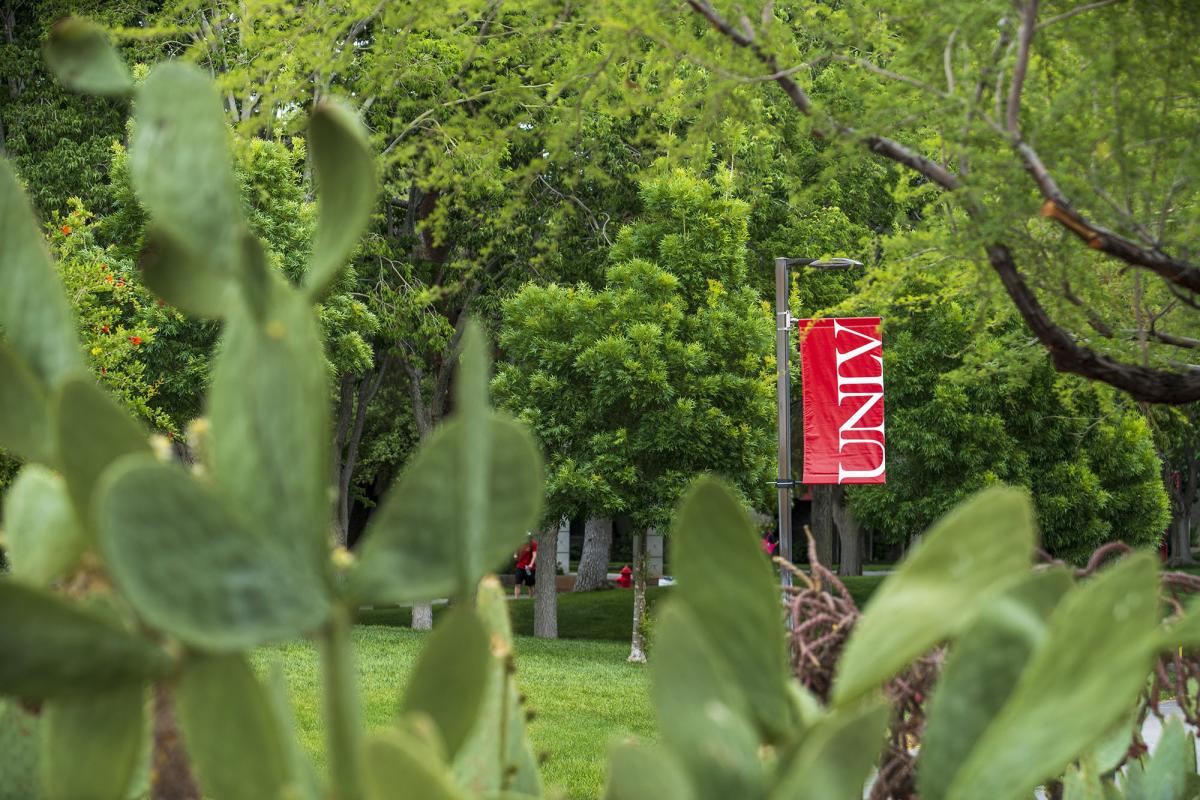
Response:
533,525,559,638
1177,448,1200,565
810,484,835,568
832,486,863,577
1165,446,1199,567
411,603,433,631
1169,514,1196,567
628,530,648,664
332,362,390,548
150,684,200,800
573,517,613,591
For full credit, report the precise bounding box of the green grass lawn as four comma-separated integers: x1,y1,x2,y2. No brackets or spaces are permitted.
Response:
258,576,888,799
255,626,653,799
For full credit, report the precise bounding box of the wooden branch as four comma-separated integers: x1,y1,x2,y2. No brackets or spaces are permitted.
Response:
830,54,950,99
687,0,813,113
943,28,958,94
1039,196,1200,293
1149,328,1200,351
1006,0,1038,134
866,135,960,190
988,243,1200,402
1014,141,1200,292
689,0,961,191
1037,0,1122,29
1060,279,1114,337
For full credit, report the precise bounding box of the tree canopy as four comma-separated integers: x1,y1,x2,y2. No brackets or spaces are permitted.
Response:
496,171,774,529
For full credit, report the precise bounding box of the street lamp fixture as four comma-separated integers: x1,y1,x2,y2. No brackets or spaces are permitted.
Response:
778,257,865,270
772,255,864,591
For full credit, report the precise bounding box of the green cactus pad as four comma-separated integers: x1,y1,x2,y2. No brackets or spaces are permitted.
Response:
97,455,330,651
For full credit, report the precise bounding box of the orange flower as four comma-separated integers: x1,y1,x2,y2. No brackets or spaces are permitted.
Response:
105,274,114,283
129,336,143,346
61,225,71,235
100,325,109,334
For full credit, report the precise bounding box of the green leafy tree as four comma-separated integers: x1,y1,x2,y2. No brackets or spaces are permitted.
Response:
496,170,774,654
669,0,1200,404
0,1,156,216
843,233,1169,563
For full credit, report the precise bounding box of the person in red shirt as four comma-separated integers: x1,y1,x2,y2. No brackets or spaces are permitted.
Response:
513,537,537,598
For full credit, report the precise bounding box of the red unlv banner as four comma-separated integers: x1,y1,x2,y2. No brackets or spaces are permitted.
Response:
798,317,886,484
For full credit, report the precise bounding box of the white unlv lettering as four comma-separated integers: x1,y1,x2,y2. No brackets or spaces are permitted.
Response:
833,321,885,483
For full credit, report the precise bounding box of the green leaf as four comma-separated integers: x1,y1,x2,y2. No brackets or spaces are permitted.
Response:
0,580,170,698
43,17,132,97
54,377,150,529
175,654,294,800
40,684,145,800
650,603,764,800
0,158,83,386
1160,595,1200,650
670,476,794,741
918,567,1073,800
1062,758,1106,800
366,727,465,800
97,456,329,650
130,62,244,317
833,486,1037,706
305,98,376,298
400,607,491,759
351,414,543,605
0,341,53,463
947,553,1161,800
1122,718,1196,800
454,578,542,797
137,230,233,319
3,464,85,586
353,326,542,604
238,231,272,321
604,742,693,800
770,701,889,800
0,701,40,799
1091,710,1140,775
208,281,331,577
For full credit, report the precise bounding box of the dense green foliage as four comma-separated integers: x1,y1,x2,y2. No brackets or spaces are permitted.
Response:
496,171,774,528
0,39,546,799
7,0,1182,559
3,23,1200,800
843,229,1170,562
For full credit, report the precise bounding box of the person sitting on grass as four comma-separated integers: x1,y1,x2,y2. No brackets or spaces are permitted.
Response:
513,536,537,598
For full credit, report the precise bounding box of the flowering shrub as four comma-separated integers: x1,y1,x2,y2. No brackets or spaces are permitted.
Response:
48,199,175,434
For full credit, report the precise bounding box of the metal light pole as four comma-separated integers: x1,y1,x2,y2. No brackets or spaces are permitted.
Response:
773,256,863,590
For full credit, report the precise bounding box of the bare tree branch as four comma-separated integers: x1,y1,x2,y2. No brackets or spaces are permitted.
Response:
1006,0,1038,134
943,28,958,94
988,243,1200,402
688,0,960,191
1037,0,1122,30
1148,327,1200,351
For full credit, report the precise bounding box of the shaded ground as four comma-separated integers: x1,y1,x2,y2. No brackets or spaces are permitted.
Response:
357,575,886,640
